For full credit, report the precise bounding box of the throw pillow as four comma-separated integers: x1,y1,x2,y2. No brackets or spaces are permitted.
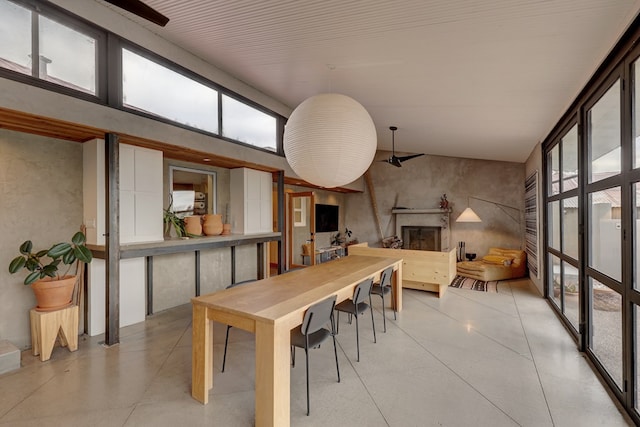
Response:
483,255,514,265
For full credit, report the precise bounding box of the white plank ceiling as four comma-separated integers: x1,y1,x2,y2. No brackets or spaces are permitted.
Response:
98,0,640,162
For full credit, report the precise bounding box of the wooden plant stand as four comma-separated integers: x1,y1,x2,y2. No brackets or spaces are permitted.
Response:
29,305,79,362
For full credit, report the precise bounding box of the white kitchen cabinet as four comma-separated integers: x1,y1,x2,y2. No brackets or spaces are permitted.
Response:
230,168,273,234
83,139,163,245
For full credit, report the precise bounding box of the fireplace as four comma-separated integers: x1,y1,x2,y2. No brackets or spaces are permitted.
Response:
402,226,441,251
392,208,451,251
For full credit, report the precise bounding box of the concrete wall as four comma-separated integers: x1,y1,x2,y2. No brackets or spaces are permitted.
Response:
346,152,525,261
0,129,83,349
0,127,271,348
152,244,256,312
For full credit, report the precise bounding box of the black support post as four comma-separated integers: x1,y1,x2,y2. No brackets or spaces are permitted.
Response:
257,243,265,279
231,246,236,284
146,256,153,315
105,133,120,346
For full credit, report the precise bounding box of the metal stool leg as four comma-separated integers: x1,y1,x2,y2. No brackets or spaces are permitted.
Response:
305,346,310,416
380,292,387,332
370,295,376,343
355,314,360,362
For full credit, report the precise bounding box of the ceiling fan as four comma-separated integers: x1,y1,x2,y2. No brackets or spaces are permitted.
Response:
381,126,424,167
104,0,169,27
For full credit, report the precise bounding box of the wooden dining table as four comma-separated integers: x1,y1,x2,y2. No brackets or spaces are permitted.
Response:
191,254,403,427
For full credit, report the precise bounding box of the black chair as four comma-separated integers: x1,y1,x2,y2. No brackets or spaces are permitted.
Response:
290,295,340,416
371,266,396,332
221,279,255,373
334,278,376,362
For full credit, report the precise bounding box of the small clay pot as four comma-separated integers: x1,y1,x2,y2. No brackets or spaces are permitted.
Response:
203,214,223,235
221,223,232,235
184,215,202,236
32,275,76,312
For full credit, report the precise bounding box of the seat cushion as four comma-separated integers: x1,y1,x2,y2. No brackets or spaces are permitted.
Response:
371,284,391,296
335,300,369,315
291,326,331,349
482,255,514,265
456,247,528,282
457,261,512,281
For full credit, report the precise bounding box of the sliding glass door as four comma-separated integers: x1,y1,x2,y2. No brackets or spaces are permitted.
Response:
539,18,640,422
544,48,640,421
584,78,624,391
546,123,580,335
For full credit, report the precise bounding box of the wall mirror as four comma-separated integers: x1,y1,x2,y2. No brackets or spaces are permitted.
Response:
169,166,217,216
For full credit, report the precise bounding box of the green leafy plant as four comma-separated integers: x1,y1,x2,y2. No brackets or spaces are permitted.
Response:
344,228,353,239
331,228,353,246
164,207,186,237
163,194,186,237
330,232,343,246
8,231,93,285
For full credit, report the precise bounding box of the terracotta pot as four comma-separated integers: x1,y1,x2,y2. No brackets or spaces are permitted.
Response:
185,215,202,236
203,214,223,236
31,275,76,312
221,223,232,235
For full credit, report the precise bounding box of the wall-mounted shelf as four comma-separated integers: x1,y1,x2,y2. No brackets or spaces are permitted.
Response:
391,208,452,214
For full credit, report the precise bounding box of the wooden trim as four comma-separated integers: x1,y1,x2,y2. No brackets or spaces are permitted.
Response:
0,106,362,193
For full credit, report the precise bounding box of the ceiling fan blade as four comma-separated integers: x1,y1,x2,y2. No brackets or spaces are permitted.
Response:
380,156,403,167
379,157,401,167
104,0,169,27
397,153,425,163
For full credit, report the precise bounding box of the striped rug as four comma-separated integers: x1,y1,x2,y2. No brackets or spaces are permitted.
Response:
449,275,499,293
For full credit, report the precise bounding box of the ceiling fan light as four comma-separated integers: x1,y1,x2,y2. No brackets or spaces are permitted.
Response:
284,93,377,188
456,207,482,222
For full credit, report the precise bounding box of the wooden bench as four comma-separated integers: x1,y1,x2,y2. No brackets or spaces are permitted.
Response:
348,243,456,297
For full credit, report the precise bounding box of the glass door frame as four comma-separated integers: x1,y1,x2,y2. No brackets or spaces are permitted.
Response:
582,70,626,400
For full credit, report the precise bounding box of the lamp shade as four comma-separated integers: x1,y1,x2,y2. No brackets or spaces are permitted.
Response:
284,93,377,188
456,207,482,222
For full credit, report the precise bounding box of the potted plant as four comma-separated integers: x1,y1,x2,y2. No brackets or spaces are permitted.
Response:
330,228,357,246
330,231,344,246
343,227,359,245
163,195,186,238
8,231,93,312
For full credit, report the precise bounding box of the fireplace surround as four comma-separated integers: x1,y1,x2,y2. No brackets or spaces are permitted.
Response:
402,226,441,251
392,208,451,251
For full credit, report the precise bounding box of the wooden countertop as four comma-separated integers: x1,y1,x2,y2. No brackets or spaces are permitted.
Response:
88,232,281,259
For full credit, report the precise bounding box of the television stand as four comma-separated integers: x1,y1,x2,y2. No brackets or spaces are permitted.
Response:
302,246,345,265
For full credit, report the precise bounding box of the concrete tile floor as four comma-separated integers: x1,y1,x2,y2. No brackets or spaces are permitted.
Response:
0,278,633,426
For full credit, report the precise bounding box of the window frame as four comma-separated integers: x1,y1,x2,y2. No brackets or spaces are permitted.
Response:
0,0,107,102
0,0,285,155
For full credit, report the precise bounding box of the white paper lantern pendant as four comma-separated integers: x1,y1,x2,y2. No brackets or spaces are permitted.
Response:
284,93,377,188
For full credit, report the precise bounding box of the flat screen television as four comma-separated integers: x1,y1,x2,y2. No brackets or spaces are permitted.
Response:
315,204,339,233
